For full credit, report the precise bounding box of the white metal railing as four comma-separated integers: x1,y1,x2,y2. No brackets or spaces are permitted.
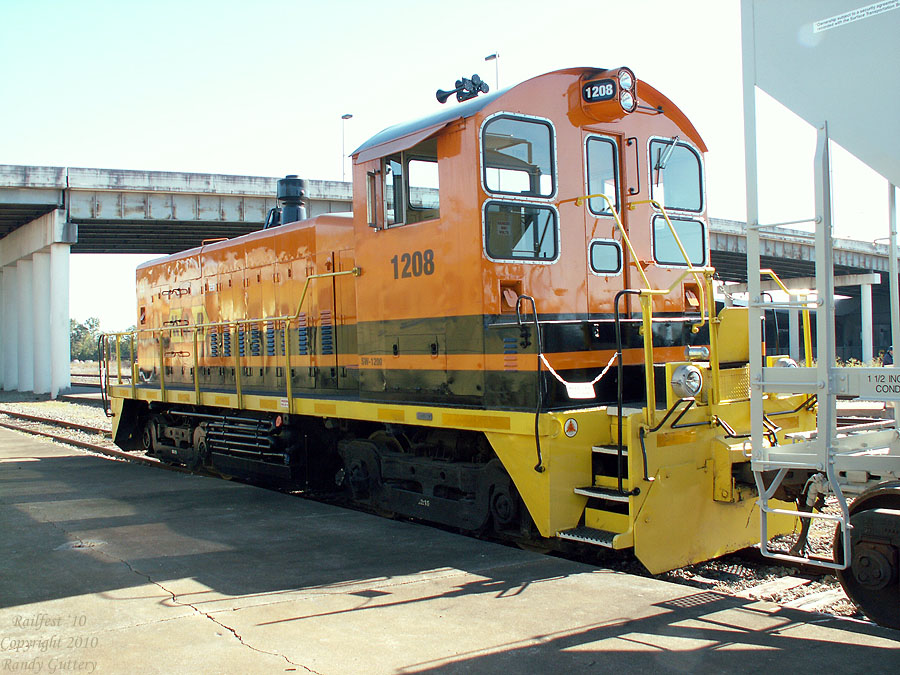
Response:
747,123,900,569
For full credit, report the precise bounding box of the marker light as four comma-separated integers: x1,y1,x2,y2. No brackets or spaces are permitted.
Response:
671,364,703,398
685,346,710,361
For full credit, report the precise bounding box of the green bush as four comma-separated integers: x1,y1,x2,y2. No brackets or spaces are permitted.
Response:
70,317,101,361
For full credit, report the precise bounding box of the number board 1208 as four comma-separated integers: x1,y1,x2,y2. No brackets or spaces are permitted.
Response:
582,79,617,103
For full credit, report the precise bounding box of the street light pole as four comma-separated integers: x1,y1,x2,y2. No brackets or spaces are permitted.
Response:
341,113,353,183
484,52,499,90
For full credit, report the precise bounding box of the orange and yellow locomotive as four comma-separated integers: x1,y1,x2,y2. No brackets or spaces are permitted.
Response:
104,67,815,574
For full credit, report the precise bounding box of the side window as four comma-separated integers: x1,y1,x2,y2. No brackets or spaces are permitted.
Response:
382,137,440,227
649,138,703,212
408,159,438,208
383,155,403,227
484,201,558,262
652,216,706,266
482,115,555,198
589,239,622,275
585,136,619,215
366,171,377,227
407,157,439,223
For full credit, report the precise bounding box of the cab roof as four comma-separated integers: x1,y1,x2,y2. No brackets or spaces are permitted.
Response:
351,66,706,161
350,88,505,163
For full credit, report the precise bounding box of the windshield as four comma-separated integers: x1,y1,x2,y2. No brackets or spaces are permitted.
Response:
649,138,703,212
586,136,618,215
482,115,555,198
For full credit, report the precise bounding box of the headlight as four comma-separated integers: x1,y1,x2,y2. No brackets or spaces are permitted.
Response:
618,69,634,90
671,364,703,398
620,90,636,112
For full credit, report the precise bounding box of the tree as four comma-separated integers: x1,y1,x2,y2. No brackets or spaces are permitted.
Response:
70,317,101,361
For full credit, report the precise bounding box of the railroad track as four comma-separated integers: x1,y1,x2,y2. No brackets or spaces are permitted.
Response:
0,403,875,626
0,407,186,473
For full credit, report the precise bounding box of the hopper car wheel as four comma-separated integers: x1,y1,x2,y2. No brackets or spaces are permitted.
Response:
835,481,900,630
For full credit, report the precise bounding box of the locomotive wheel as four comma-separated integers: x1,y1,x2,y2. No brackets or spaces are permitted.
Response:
368,430,404,453
186,426,207,472
489,480,520,531
141,425,153,452
347,460,371,499
517,540,553,554
835,481,900,629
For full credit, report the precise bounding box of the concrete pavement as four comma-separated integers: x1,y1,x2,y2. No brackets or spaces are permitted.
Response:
1,428,899,674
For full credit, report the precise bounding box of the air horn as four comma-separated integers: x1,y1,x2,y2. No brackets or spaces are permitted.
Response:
436,74,489,104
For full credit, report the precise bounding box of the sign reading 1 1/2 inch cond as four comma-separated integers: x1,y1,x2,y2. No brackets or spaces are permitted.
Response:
858,370,900,400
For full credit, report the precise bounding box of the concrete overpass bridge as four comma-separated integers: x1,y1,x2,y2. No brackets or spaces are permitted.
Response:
0,163,893,396
0,165,350,396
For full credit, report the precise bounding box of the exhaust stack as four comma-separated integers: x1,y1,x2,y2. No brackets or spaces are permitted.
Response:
264,175,308,229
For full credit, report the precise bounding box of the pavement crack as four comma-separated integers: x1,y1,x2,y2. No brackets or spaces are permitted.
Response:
36,515,320,674
116,558,315,673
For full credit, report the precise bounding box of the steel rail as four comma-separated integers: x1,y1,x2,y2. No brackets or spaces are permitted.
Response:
0,408,110,436
0,418,189,473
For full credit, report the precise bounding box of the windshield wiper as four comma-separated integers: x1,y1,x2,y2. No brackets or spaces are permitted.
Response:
654,135,681,186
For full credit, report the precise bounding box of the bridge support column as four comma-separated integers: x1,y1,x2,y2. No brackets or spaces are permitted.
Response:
17,258,34,392
0,209,74,398
0,267,4,388
861,281,873,363
1,265,18,391
50,244,71,396
32,251,51,394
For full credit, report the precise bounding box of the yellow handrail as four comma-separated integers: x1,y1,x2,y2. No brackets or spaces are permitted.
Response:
101,267,363,406
635,267,716,426
560,192,717,424
294,267,361,318
628,198,707,333
759,268,815,366
283,318,294,414
559,192,651,290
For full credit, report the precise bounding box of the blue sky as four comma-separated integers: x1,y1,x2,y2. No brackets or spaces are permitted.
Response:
1,0,892,328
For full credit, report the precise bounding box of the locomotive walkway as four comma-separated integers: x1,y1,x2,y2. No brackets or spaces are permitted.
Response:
1,430,898,673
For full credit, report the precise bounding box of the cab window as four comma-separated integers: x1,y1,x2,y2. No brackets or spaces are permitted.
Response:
649,138,703,212
652,216,705,266
484,201,558,262
589,239,622,274
382,137,440,228
585,136,618,215
482,115,555,198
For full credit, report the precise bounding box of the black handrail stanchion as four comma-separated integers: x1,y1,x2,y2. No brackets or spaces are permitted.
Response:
516,294,545,473
614,289,641,494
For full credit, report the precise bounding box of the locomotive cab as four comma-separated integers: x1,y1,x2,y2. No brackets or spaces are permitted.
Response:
349,66,711,410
